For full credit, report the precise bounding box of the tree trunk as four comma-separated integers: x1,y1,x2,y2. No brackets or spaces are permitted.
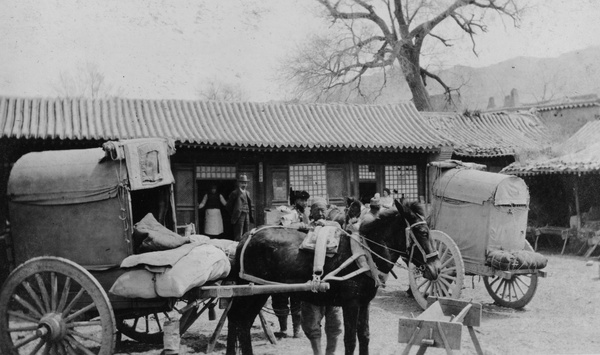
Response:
398,47,433,112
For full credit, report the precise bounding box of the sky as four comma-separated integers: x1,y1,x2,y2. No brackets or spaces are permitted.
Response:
1,0,600,102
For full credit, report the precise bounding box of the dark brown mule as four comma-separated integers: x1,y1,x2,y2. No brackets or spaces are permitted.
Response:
225,199,440,355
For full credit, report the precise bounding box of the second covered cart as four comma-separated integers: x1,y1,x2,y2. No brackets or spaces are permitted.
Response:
408,161,547,309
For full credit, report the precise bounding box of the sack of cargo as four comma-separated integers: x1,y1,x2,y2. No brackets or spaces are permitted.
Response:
154,244,231,297
109,269,158,299
487,249,548,271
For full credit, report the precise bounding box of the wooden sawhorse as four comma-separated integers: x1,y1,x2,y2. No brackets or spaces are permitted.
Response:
398,297,483,355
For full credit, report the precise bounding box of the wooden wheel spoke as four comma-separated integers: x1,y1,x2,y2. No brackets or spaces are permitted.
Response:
50,272,58,312
22,281,46,315
34,274,51,312
438,275,452,290
61,288,85,317
8,310,40,323
64,302,96,323
68,320,102,328
512,279,525,296
439,273,456,282
488,276,500,288
440,266,456,274
438,244,448,261
57,340,67,355
514,275,530,288
8,324,40,332
491,278,503,294
68,329,102,344
27,339,45,355
511,281,520,299
57,277,72,313
423,280,433,295
42,341,51,355
416,277,429,290
440,256,455,269
65,335,96,355
14,294,43,319
64,340,78,355
13,331,42,349
500,280,508,299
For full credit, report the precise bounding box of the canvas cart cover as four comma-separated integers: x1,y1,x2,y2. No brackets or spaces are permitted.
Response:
7,138,175,267
430,168,529,264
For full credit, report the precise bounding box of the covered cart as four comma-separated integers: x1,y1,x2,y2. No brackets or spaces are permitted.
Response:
0,138,327,355
408,161,547,309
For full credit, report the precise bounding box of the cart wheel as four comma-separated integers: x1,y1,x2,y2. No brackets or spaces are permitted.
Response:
0,256,115,355
117,299,212,344
483,241,539,308
408,230,465,309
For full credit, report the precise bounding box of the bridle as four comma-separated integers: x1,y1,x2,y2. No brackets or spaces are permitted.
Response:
405,217,438,272
358,215,437,273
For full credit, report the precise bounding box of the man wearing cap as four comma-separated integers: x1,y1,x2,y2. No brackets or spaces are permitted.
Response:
226,174,254,241
301,198,342,355
280,190,310,228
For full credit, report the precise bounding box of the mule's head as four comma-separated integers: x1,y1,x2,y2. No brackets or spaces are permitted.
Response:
394,199,440,281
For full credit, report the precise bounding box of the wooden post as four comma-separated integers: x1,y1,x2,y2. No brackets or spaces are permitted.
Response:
574,177,581,230
206,299,232,354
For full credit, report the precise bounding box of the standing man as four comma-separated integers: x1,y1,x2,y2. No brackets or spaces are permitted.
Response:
226,174,254,241
301,199,342,355
273,190,310,338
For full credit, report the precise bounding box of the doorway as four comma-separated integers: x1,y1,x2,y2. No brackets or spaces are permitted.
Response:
197,179,236,238
359,182,377,205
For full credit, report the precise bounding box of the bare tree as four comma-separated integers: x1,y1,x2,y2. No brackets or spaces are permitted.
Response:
285,0,523,111
197,80,247,101
54,62,123,99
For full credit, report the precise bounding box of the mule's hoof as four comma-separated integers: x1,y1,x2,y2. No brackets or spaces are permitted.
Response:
274,332,288,339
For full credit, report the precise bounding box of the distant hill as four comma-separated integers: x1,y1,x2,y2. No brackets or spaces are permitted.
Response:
333,46,600,111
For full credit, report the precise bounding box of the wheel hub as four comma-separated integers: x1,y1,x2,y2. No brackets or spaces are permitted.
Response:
38,313,67,341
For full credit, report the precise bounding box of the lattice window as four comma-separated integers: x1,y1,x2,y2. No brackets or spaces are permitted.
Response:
358,165,376,181
289,164,327,201
384,165,418,200
196,166,237,179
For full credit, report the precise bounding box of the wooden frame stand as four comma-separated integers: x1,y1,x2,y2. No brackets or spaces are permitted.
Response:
398,297,483,355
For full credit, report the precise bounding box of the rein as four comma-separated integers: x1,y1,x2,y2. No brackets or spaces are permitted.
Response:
356,217,437,272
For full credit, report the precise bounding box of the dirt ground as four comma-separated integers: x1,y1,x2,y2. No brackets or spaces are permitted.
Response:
116,249,600,355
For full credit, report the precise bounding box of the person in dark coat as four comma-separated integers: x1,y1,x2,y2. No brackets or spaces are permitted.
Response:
226,174,254,241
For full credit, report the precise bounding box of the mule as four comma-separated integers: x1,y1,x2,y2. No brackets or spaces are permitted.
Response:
225,199,440,355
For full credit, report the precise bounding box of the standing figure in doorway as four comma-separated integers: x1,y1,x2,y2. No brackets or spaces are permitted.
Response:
198,184,227,238
380,188,394,209
226,174,254,241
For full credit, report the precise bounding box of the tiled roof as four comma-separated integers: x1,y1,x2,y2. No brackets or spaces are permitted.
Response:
534,99,600,112
422,111,551,157
0,96,447,152
502,120,600,176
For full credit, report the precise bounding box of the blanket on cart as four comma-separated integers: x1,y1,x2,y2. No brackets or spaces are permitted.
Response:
110,238,238,299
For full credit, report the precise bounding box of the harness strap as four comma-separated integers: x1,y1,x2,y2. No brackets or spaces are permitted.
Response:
312,227,328,279
239,225,287,284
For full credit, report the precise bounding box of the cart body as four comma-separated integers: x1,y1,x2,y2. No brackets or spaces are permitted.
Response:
7,138,176,290
429,167,530,267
